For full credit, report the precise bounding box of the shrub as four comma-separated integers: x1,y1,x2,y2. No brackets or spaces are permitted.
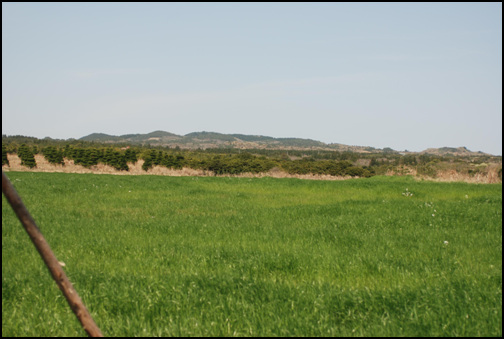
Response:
42,146,64,165
17,144,36,168
346,166,365,177
124,148,138,163
417,164,437,178
142,155,153,171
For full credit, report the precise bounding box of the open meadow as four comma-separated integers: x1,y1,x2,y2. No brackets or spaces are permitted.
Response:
2,172,502,336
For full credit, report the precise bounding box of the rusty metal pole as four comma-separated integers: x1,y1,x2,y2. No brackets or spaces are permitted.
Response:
2,171,103,337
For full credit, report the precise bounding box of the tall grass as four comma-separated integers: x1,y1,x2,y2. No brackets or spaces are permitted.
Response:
2,172,502,336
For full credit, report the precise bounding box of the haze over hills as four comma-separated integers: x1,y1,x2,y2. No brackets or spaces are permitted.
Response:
78,130,492,156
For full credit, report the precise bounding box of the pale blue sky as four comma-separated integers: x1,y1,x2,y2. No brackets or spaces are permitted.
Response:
2,2,502,154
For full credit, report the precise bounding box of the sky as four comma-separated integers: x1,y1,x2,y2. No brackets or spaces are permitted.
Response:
2,3,502,155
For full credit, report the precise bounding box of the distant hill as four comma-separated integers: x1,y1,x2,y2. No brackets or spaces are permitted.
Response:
78,130,378,152
420,146,490,156
76,130,493,156
80,130,181,144
76,133,122,142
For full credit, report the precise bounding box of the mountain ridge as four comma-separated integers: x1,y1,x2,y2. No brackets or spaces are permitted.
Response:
77,130,491,156
78,130,489,156
79,130,379,152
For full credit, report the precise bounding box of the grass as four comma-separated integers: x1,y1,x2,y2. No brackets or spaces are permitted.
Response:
2,172,502,336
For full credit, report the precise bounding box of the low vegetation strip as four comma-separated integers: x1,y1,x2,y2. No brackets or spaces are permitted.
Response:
2,137,503,183
2,172,502,336
3,152,502,184
3,154,351,180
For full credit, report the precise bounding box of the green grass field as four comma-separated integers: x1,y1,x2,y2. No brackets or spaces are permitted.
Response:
2,172,502,336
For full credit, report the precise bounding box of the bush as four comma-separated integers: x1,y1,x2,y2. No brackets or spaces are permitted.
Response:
17,144,36,168
142,156,153,171
124,148,138,163
346,166,365,177
42,146,64,165
417,164,437,178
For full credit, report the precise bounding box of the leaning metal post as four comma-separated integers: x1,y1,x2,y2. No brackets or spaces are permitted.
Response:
2,171,103,337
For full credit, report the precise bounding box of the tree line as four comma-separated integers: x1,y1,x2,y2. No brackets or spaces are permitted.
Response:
2,135,501,180
2,143,378,177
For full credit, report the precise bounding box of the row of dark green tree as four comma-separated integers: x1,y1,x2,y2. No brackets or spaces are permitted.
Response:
2,143,38,168
5,144,158,170
3,143,377,177
2,144,135,172
141,150,185,171
61,146,137,171
139,149,376,176
281,159,374,177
